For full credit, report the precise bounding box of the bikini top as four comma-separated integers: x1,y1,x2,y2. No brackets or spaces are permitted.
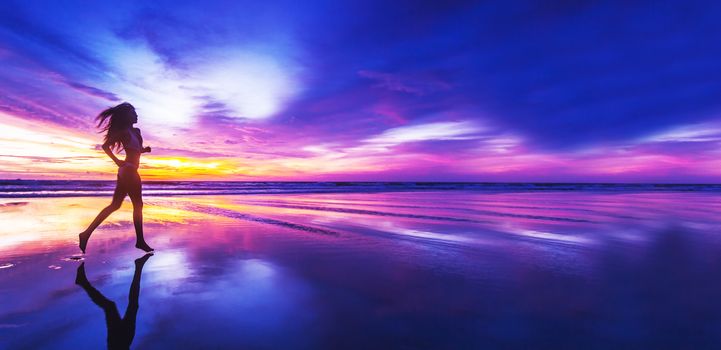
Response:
124,128,143,152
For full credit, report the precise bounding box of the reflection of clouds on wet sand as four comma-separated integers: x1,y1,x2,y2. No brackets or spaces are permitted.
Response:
2,192,721,348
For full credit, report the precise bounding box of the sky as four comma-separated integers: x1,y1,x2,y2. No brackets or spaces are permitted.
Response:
1,0,720,182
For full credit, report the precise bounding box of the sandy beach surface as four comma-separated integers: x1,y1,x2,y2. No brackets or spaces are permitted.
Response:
2,191,721,349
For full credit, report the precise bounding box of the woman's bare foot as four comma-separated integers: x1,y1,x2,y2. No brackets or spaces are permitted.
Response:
135,242,154,253
135,252,153,267
78,232,90,254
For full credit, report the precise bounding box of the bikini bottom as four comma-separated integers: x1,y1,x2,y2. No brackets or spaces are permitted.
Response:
117,163,140,183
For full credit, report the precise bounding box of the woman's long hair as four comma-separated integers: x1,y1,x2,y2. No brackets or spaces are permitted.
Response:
96,102,135,151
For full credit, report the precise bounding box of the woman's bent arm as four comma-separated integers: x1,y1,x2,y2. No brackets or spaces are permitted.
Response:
102,143,124,167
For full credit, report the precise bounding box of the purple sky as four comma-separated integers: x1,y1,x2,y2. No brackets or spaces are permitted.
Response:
1,1,720,181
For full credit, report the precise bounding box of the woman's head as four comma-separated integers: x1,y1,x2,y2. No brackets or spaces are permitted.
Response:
96,102,138,150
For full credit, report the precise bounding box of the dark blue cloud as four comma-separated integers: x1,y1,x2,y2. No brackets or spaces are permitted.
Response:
277,0,721,149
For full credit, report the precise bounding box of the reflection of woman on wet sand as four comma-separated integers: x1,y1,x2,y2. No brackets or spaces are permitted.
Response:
78,102,153,253
75,253,152,350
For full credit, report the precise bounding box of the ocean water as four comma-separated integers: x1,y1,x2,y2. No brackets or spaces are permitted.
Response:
1,180,720,197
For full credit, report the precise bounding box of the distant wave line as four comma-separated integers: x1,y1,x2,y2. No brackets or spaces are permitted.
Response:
2,181,721,198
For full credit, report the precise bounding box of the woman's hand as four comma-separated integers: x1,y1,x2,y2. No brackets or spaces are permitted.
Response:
142,146,152,153
116,160,126,168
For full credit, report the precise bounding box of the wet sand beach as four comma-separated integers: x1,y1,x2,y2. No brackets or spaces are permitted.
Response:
2,191,721,349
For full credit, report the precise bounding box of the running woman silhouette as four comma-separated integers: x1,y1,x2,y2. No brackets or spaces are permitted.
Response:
79,102,154,253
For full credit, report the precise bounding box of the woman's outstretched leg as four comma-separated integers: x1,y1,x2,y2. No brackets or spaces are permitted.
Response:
79,182,127,253
127,175,153,252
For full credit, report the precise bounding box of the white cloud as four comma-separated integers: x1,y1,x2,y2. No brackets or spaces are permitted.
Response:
190,49,301,120
91,37,301,127
100,39,199,126
642,122,721,142
364,121,483,146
